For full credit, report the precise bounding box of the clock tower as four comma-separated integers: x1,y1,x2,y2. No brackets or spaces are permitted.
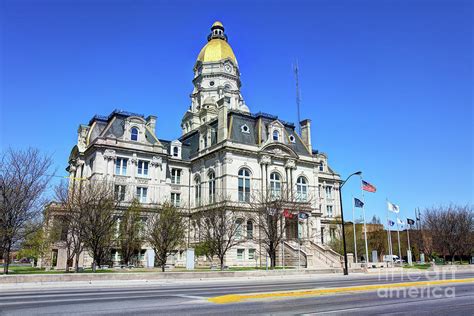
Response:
181,21,249,135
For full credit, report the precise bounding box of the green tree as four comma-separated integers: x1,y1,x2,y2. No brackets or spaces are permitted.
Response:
146,203,185,272
119,199,143,266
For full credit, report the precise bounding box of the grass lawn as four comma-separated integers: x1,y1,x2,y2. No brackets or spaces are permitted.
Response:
1,265,296,275
403,264,431,270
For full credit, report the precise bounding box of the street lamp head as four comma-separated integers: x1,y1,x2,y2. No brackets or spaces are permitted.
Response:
355,171,362,176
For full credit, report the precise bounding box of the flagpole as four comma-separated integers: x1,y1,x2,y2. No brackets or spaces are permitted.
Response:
396,219,402,266
360,179,369,265
407,221,412,266
386,199,393,265
352,195,358,263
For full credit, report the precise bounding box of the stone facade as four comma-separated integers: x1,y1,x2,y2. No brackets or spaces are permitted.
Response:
49,22,343,270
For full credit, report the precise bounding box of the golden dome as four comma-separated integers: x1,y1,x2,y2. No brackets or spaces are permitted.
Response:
197,38,238,65
212,21,223,28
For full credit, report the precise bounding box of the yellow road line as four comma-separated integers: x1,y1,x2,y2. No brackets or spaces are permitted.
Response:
208,278,474,304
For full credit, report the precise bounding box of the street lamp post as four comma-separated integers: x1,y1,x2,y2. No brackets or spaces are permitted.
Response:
339,171,362,275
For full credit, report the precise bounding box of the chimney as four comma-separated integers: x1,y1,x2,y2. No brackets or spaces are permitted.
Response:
300,119,312,153
217,97,228,143
146,115,157,132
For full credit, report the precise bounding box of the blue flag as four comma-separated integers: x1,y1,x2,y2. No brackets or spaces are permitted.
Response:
354,198,364,208
388,219,395,227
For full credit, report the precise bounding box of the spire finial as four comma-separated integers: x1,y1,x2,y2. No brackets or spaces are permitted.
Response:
208,21,227,41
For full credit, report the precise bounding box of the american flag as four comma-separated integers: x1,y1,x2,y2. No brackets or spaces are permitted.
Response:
362,180,376,192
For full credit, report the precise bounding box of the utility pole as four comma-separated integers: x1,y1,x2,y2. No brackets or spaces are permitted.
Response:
293,60,302,135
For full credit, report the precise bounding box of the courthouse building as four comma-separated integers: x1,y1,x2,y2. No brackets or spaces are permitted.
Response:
52,22,343,269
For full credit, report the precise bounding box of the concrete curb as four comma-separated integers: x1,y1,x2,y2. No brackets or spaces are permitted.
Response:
0,268,366,284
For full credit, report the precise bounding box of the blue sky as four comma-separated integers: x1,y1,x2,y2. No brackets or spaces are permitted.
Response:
1,0,472,226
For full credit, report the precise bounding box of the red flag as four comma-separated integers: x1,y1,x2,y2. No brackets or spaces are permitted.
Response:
362,180,376,193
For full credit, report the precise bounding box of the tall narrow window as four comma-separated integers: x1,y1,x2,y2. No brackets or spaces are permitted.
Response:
131,127,139,141
137,160,149,177
114,185,126,201
246,220,253,239
208,171,216,204
173,146,179,157
273,130,279,141
171,168,181,184
236,219,243,239
296,176,308,201
238,168,251,202
194,176,201,206
136,187,147,203
171,193,181,207
325,186,332,199
327,205,333,217
319,161,324,172
115,158,128,176
270,172,281,198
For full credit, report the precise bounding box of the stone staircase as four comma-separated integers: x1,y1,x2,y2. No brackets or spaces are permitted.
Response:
277,240,343,269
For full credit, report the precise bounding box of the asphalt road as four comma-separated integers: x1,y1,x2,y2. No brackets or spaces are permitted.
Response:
0,271,473,315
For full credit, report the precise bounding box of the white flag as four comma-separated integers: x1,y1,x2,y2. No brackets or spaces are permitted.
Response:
397,218,404,226
387,201,400,213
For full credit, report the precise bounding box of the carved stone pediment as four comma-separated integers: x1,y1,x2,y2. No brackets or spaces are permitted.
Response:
261,143,298,159
151,156,162,167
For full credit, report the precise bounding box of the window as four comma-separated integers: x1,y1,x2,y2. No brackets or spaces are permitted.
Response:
246,220,253,239
289,135,296,143
321,227,325,244
173,147,179,157
237,249,244,260
171,168,181,184
238,168,251,202
224,96,230,104
319,161,324,172
241,124,250,133
171,193,181,207
115,158,128,176
236,219,243,239
325,186,332,199
114,185,126,201
137,160,149,177
209,81,215,86
208,171,216,204
194,176,201,206
330,228,336,239
273,130,279,141
131,127,139,141
136,187,148,203
248,249,256,260
270,172,281,198
327,205,333,217
296,176,308,201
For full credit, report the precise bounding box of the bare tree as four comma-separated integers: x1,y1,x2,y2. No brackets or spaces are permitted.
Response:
146,202,185,272
197,204,245,270
77,181,118,272
423,205,473,262
0,148,53,274
249,186,312,268
119,199,143,266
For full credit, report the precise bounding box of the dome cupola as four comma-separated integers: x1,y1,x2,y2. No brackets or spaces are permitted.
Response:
197,21,238,66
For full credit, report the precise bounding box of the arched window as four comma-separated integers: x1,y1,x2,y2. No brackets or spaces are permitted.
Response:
296,176,308,201
238,168,251,202
272,130,279,141
194,176,201,207
270,172,281,198
173,146,179,157
236,219,243,239
208,171,216,204
319,161,324,172
131,127,139,141
246,220,253,239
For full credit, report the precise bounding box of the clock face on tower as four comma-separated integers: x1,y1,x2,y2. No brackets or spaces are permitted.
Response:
224,62,233,73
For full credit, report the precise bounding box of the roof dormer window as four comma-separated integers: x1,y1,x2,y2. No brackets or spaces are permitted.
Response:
131,127,139,141
273,130,280,141
241,124,250,134
289,135,296,143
